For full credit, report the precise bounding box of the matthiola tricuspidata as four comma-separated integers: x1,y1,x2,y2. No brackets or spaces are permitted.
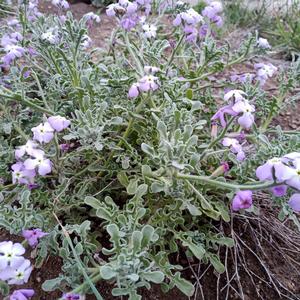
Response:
0,0,299,299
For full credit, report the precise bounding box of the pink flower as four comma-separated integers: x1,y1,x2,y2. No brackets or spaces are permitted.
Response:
211,104,238,127
48,116,71,132
232,190,253,211
22,229,48,247
31,122,54,143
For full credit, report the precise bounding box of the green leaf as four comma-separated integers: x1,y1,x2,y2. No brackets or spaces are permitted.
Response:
117,171,129,187
132,231,142,252
141,143,156,158
142,271,164,283
0,280,9,296
141,225,155,248
181,239,205,260
42,277,64,291
172,272,195,297
186,88,193,99
100,265,117,280
96,208,113,221
85,196,101,209
208,254,225,273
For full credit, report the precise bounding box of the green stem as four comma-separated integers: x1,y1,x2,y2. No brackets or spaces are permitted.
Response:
58,273,102,300
200,117,235,160
165,34,185,74
0,90,54,115
175,172,275,191
260,94,285,132
31,71,51,110
124,32,144,75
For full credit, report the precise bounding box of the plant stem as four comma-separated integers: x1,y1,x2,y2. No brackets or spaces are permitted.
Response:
124,32,144,75
165,34,185,74
200,117,235,160
57,273,102,300
175,172,275,191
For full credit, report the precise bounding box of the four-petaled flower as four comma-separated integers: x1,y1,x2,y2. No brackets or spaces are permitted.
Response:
232,190,253,211
31,122,54,144
22,229,48,247
0,241,26,270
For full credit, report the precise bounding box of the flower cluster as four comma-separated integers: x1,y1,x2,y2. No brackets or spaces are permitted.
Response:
83,12,101,28
222,137,245,161
202,0,223,27
212,89,255,129
230,60,277,87
0,241,32,285
256,152,300,211
255,63,278,86
1,32,25,67
12,116,70,186
63,293,81,300
128,66,160,98
52,0,70,10
173,1,223,43
106,0,152,31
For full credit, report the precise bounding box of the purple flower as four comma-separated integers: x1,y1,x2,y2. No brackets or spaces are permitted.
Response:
31,122,54,143
11,162,36,185
24,151,52,176
120,15,139,31
48,116,71,132
255,63,277,86
222,137,242,153
224,89,247,102
83,12,101,27
271,185,287,197
199,24,209,37
184,25,198,43
230,73,255,84
231,100,255,129
232,190,253,211
222,138,245,161
256,157,284,181
63,293,80,300
60,143,70,151
288,194,300,212
211,104,238,127
173,8,203,26
15,140,39,160
10,289,35,300
128,83,140,98
22,229,48,247
0,241,25,270
0,259,32,285
52,0,70,9
2,45,25,66
138,75,159,92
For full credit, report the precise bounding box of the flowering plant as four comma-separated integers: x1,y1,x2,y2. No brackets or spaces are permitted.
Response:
0,0,299,299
